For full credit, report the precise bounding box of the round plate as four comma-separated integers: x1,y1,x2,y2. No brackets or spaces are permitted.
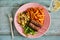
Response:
14,3,50,38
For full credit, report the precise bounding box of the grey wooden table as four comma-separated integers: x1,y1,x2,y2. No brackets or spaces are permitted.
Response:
0,0,60,40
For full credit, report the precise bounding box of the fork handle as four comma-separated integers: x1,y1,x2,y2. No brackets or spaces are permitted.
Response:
10,20,14,40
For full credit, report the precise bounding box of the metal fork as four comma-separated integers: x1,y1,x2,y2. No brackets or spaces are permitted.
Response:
8,14,14,40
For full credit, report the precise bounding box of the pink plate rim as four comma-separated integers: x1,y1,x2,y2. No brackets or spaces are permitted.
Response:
14,3,50,38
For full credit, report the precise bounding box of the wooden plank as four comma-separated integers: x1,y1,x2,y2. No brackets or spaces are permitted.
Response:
0,35,60,40
0,0,51,7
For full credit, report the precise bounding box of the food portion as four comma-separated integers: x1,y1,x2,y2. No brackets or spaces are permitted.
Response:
17,7,45,35
17,12,30,27
52,0,60,11
29,22,40,31
26,7,45,26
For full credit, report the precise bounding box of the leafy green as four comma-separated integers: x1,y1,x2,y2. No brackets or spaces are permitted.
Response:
24,25,36,35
